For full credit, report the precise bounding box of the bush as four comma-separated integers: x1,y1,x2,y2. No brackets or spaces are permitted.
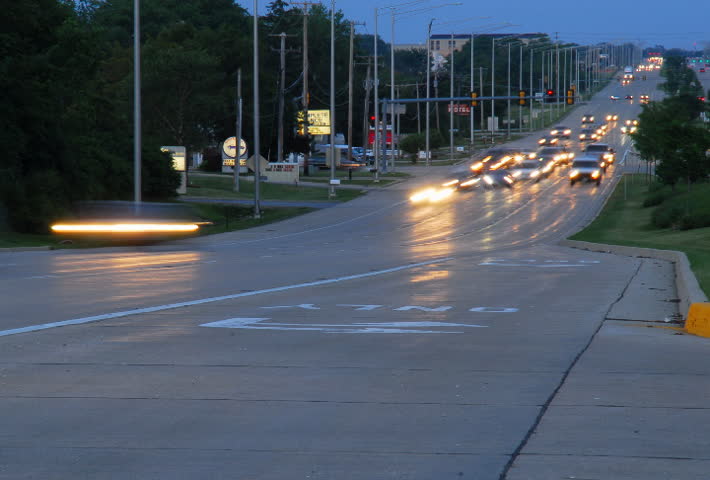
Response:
643,189,671,207
651,204,684,229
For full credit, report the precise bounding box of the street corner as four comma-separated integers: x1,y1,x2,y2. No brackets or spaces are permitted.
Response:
685,302,710,338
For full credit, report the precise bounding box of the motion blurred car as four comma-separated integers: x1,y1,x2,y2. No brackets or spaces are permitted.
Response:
581,114,595,124
481,169,515,189
605,114,619,122
537,146,574,167
640,94,650,104
510,159,545,182
537,135,559,146
550,125,572,138
569,157,603,186
585,143,616,165
470,147,531,174
578,127,600,142
610,95,620,101
625,94,634,100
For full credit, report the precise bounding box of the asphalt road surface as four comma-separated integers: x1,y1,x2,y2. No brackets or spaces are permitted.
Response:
0,70,669,479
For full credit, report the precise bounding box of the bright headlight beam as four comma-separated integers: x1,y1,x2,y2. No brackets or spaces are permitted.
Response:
51,223,200,233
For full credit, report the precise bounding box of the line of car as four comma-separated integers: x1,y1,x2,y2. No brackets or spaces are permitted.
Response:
409,116,627,203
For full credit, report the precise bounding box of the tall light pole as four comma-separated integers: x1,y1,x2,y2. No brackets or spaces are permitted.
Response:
133,0,141,210
425,18,433,166
253,0,261,218
373,7,380,181
329,0,336,198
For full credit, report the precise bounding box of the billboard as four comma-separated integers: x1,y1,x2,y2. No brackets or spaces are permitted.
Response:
297,110,331,135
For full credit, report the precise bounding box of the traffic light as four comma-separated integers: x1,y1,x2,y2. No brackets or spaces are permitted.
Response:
518,90,526,106
698,96,706,102
566,89,575,105
545,89,555,103
470,91,478,107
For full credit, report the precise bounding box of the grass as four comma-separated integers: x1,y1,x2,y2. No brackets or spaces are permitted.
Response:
571,174,710,295
187,174,364,202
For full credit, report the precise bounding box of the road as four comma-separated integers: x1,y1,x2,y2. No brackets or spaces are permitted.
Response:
0,69,689,479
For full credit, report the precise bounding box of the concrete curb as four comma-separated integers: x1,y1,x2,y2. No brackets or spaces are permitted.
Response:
559,239,708,323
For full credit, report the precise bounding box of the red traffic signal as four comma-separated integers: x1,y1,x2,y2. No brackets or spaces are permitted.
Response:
546,89,554,96
697,96,706,102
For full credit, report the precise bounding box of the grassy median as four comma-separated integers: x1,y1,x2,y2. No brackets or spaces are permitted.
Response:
571,174,710,295
187,173,365,202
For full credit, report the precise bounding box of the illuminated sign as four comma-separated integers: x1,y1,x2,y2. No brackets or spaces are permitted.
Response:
297,110,331,135
161,146,186,171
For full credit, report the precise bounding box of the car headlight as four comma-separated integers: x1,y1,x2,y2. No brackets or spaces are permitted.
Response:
570,170,580,178
512,170,522,178
442,179,459,187
483,175,494,185
430,187,455,202
460,177,479,187
579,134,586,139
504,176,513,184
530,170,540,178
564,129,571,135
621,127,628,133
409,188,435,203
538,138,546,144
470,162,483,171
591,170,600,179
551,130,558,135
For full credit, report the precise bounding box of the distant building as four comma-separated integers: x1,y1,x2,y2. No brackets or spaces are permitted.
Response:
393,43,426,52
429,33,546,58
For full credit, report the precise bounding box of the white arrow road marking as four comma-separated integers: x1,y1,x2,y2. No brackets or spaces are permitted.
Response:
200,318,487,334
261,304,320,310
0,256,453,337
336,304,384,311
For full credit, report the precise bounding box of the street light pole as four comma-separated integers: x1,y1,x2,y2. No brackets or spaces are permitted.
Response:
133,0,141,210
253,0,261,218
373,7,380,181
450,32,454,162
469,33,474,148
329,0,336,198
425,18,433,166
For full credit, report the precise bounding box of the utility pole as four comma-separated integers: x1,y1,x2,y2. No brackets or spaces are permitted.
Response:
234,68,242,192
347,21,365,170
360,57,372,154
270,32,296,163
294,2,316,176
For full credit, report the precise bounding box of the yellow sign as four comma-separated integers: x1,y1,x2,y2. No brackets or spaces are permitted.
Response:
297,110,331,135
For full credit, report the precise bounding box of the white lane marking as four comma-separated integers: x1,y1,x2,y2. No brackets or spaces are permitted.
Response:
479,262,593,268
200,318,487,334
0,257,453,338
261,303,320,310
393,305,453,312
336,304,384,311
469,307,518,313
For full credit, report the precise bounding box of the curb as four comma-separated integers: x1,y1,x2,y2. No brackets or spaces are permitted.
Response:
559,239,708,325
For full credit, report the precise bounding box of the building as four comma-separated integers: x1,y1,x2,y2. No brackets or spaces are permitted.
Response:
393,43,426,52
429,33,547,58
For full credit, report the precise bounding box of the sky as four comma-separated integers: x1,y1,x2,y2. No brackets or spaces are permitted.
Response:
264,0,709,51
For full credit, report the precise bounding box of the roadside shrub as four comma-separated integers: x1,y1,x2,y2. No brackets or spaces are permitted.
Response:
678,213,710,230
651,204,684,229
643,189,671,207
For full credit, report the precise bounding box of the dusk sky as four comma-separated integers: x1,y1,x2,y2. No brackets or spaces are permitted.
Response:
261,0,709,51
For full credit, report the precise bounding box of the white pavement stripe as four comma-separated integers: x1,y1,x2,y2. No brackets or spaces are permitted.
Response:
0,257,454,338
